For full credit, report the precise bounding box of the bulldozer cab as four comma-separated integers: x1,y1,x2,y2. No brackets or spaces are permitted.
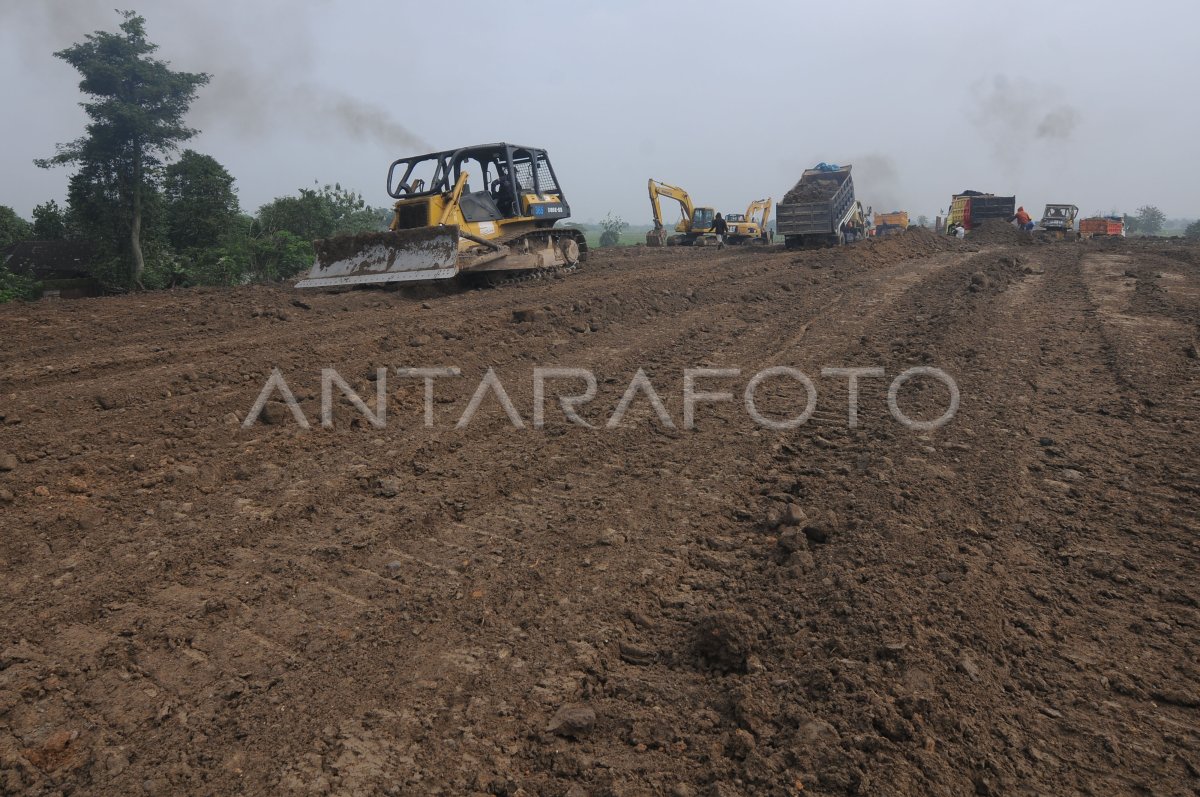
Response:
387,144,569,226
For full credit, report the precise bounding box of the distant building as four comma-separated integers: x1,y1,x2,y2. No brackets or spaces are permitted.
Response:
1,240,101,299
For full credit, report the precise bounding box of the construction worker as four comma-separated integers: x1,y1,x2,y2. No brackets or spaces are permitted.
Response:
1012,206,1035,232
713,212,727,249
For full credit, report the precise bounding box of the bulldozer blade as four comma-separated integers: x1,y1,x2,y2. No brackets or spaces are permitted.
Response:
296,227,460,288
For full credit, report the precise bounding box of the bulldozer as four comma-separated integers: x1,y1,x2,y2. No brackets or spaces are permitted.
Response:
645,179,718,247
724,198,772,245
297,143,587,288
1038,204,1079,240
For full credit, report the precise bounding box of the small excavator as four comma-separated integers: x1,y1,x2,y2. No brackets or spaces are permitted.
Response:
297,143,587,288
645,179,718,247
724,198,772,245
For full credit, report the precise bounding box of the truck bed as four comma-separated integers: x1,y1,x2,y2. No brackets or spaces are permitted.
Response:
777,167,856,237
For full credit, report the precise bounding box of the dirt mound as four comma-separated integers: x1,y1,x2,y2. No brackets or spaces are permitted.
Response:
855,226,959,264
968,219,1030,245
782,177,842,204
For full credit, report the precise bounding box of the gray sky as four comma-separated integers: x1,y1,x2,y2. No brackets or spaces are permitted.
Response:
2,0,1197,225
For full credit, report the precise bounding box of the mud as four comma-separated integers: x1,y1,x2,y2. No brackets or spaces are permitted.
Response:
1,235,1198,795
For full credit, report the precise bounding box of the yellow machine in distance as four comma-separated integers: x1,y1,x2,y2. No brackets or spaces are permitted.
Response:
645,179,718,247
725,198,772,244
297,143,587,288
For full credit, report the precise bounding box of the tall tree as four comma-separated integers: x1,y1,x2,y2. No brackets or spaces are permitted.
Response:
35,11,209,287
162,150,239,251
31,201,68,240
1134,205,1166,236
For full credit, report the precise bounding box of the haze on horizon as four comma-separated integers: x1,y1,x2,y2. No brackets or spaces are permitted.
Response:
1,0,1197,225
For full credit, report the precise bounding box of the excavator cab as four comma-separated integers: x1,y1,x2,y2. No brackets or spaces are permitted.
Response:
297,143,585,288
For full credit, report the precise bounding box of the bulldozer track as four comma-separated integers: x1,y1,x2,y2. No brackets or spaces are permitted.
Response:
467,226,588,288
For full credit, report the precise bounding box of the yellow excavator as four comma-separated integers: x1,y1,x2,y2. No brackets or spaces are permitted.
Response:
724,198,772,245
297,143,587,288
645,179,717,247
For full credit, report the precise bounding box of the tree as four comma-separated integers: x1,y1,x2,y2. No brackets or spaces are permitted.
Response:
916,215,930,228
1185,220,1200,239
31,200,68,240
0,206,32,249
1133,205,1166,236
35,11,210,288
598,212,628,247
162,150,239,251
256,183,387,241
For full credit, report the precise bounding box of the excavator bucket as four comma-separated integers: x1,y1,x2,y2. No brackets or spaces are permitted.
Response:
296,227,460,288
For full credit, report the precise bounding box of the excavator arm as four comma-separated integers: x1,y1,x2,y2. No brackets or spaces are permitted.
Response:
648,179,696,232
745,198,772,231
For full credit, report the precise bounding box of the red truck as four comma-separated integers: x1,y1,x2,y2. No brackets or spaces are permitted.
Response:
1079,216,1125,239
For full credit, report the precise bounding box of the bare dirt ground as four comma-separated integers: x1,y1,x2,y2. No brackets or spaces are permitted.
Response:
1,231,1198,796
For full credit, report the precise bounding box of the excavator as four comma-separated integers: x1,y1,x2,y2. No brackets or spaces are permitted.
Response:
724,198,772,245
297,143,587,288
645,179,718,247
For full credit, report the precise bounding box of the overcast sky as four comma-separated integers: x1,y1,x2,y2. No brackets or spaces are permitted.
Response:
2,0,1197,225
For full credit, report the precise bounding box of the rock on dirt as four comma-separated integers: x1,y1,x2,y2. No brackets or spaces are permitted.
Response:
546,704,596,738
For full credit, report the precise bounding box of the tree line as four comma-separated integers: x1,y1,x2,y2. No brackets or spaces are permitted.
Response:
0,11,390,299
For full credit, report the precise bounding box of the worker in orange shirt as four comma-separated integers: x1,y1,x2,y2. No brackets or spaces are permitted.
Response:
1012,206,1035,232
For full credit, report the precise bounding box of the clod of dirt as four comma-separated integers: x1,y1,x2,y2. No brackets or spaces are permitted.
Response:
511,308,539,323
618,640,657,666
776,528,808,555
376,477,401,498
727,728,756,759
694,610,758,672
546,703,596,738
0,453,17,471
768,503,806,530
258,402,288,425
95,394,118,410
802,523,831,544
0,488,14,504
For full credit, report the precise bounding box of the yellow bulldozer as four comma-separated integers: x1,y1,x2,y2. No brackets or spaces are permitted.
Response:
645,179,718,247
297,143,587,288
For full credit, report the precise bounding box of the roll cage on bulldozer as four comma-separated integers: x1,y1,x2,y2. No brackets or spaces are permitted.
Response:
387,143,571,228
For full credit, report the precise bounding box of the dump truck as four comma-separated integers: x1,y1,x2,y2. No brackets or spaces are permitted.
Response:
874,211,909,237
1039,204,1079,240
944,191,1016,233
1079,216,1125,239
776,164,865,248
296,143,587,288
